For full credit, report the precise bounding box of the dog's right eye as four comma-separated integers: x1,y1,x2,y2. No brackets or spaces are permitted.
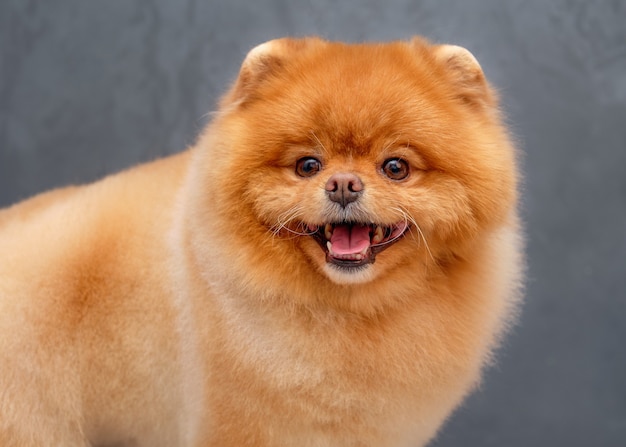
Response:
296,157,322,177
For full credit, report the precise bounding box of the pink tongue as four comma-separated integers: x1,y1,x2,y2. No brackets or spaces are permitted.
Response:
330,224,371,255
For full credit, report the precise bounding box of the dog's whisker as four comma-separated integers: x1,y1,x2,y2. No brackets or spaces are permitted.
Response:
270,206,316,238
310,130,329,157
391,206,435,263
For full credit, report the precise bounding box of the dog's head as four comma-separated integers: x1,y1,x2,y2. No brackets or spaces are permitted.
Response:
188,37,517,303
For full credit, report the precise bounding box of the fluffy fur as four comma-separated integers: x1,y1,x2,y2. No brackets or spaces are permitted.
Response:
0,37,523,446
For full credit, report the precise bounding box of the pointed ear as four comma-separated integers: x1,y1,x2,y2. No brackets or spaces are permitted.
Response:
432,44,496,108
222,38,315,108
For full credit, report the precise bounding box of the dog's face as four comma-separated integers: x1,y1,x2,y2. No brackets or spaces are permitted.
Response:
193,38,517,291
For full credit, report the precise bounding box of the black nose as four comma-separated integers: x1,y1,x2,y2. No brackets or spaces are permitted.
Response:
325,173,364,207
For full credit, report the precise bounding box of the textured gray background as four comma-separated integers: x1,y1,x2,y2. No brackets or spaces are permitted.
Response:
1,1,625,446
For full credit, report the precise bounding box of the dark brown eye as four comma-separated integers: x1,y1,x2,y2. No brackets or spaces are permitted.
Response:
382,158,410,181
296,157,322,177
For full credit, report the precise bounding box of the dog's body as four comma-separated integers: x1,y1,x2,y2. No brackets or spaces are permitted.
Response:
0,38,523,446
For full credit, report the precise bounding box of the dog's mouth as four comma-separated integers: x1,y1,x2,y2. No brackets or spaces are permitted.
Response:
307,222,409,268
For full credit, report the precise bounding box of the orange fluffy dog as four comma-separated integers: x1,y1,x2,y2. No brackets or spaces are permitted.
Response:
0,37,523,446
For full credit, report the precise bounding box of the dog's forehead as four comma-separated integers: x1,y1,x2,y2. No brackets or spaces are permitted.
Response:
243,46,444,159
281,89,426,157
291,57,432,131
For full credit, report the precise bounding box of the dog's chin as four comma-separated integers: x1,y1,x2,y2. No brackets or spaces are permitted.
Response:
322,262,376,285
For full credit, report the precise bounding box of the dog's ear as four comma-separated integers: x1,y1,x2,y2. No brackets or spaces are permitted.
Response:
431,43,496,108
222,38,317,108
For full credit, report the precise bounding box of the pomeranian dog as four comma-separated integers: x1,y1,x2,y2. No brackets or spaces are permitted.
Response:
0,37,523,446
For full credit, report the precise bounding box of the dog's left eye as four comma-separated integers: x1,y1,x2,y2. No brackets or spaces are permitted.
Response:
296,157,322,177
382,158,410,181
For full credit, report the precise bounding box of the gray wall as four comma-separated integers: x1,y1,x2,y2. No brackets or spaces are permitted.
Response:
1,1,625,445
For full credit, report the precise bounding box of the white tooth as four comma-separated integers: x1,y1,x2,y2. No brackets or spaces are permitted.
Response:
355,254,363,260
325,224,333,240
372,225,384,244
326,241,333,254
